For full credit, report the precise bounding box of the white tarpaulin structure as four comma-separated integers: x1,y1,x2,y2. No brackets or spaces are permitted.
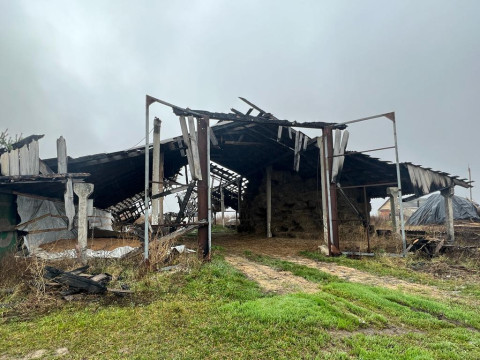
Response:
17,195,113,251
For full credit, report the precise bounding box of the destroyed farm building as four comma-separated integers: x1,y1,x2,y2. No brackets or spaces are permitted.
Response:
0,98,472,258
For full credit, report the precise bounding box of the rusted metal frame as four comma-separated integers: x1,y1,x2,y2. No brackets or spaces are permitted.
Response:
238,97,268,115
329,111,406,255
363,186,371,253
0,173,90,181
173,107,344,130
318,138,330,254
197,116,210,260
150,183,192,200
325,128,340,252
331,146,396,158
339,182,398,190
155,221,207,227
337,186,365,222
173,184,195,226
332,112,394,127
15,213,68,230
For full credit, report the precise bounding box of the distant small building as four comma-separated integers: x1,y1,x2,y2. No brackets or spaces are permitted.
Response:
378,197,429,220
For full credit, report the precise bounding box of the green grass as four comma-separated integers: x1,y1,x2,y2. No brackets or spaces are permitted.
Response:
244,251,339,283
2,253,480,359
300,250,480,298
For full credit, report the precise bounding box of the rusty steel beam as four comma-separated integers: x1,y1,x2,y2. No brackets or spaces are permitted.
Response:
197,116,210,260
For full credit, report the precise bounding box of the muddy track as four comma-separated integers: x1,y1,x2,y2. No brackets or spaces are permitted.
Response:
225,255,320,294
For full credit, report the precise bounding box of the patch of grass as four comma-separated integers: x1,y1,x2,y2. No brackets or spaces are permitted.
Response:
300,250,480,298
2,253,480,359
225,292,387,331
322,282,480,330
244,251,339,283
301,250,431,283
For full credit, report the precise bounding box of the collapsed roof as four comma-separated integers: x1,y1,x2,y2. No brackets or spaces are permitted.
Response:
1,100,471,222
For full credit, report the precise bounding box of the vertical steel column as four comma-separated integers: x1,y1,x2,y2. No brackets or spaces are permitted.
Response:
266,166,272,238
363,186,371,253
144,97,150,260
237,178,242,224
197,116,210,260
207,119,212,257
152,118,161,226
325,127,340,252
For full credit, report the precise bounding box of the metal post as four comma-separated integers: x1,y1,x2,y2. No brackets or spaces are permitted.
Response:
363,186,371,253
391,113,407,255
144,97,150,260
197,116,210,260
266,166,272,238
237,178,241,225
317,137,330,255
152,118,161,226
207,118,212,258
220,184,225,227
469,165,473,201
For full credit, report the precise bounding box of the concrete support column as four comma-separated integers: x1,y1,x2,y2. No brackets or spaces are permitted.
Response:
74,183,94,263
387,187,399,233
441,186,455,244
266,166,272,238
220,185,225,227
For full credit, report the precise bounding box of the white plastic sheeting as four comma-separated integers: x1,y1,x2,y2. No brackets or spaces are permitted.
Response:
33,246,137,260
17,196,76,251
17,196,113,251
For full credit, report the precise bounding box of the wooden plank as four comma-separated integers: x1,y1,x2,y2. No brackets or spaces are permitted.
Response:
176,138,185,157
39,160,54,175
209,127,219,146
188,116,202,180
56,136,68,173
19,144,30,175
8,149,19,176
64,178,75,230
0,152,9,176
124,223,202,259
334,130,349,183
30,140,39,175
293,131,299,171
44,266,106,294
303,134,309,150
179,116,195,179
277,126,283,141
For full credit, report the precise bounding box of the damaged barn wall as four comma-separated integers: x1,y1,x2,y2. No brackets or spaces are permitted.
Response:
17,196,113,252
239,168,369,238
0,194,17,256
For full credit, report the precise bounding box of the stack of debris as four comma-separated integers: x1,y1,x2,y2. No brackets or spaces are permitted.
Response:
44,265,131,300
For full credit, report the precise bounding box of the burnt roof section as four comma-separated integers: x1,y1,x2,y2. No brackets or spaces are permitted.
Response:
42,138,187,209
172,108,346,130
17,99,469,213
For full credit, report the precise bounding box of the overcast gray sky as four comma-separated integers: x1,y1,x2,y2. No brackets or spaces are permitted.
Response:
1,0,479,206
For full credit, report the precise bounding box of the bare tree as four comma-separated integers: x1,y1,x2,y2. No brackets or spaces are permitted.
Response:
0,129,22,151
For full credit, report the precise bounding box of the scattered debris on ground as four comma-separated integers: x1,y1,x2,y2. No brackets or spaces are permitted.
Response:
43,265,132,299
